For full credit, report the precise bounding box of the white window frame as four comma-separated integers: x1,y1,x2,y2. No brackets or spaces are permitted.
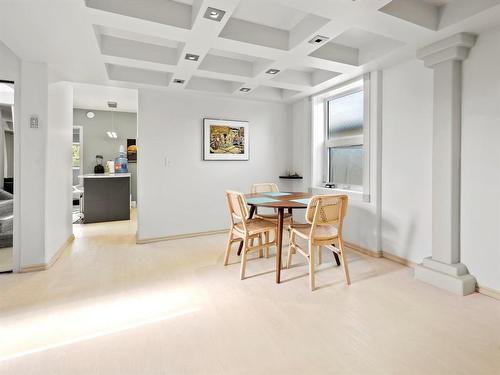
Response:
323,86,365,192
311,74,371,200
72,125,83,185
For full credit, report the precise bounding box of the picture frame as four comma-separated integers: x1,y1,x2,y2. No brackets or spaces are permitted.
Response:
127,138,137,163
203,118,249,161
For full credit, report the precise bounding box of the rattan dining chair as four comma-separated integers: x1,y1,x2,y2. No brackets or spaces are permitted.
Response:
250,183,293,258
224,190,277,280
287,194,350,291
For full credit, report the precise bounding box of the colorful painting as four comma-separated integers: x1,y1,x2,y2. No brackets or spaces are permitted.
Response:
203,119,249,160
127,139,137,163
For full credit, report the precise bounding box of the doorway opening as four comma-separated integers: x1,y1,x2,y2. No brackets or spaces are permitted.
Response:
0,80,15,273
72,84,138,237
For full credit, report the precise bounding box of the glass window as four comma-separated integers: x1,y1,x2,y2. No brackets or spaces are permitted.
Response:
325,89,364,190
328,145,363,189
72,144,80,168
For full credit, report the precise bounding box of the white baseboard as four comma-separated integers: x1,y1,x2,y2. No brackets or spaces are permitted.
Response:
20,234,74,273
137,229,229,244
345,242,499,300
476,284,500,301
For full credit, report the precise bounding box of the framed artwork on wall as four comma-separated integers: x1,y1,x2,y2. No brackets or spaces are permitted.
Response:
203,118,249,160
127,139,137,163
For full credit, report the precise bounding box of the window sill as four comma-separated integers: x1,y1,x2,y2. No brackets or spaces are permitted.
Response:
310,186,369,202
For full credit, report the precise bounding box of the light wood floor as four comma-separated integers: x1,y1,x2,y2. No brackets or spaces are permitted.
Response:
0,214,499,374
0,246,12,272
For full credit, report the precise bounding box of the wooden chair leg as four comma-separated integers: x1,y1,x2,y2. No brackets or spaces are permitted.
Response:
258,234,263,258
339,239,350,285
223,232,233,266
287,231,295,268
332,240,341,266
309,243,316,291
240,238,249,280
318,246,322,265
264,232,270,258
287,244,294,268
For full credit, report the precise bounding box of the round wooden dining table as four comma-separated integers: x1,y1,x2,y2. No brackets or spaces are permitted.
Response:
239,192,313,284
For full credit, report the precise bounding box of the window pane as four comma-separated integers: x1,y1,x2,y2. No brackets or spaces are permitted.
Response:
72,144,80,167
329,145,363,187
73,128,80,143
328,90,363,139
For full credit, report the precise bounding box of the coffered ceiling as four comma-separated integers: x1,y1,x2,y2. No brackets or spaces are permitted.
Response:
1,0,500,103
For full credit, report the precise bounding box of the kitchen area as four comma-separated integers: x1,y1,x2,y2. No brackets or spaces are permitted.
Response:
72,94,138,225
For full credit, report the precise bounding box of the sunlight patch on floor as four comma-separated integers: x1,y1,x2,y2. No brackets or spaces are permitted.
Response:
0,286,200,362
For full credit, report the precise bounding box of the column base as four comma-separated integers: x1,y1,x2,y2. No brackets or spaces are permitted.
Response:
414,257,476,296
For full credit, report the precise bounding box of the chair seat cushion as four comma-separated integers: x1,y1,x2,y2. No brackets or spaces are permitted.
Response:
290,224,338,241
256,212,292,221
235,218,276,235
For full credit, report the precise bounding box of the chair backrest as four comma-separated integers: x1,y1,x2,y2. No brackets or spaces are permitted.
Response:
251,183,279,194
225,190,249,226
306,195,348,229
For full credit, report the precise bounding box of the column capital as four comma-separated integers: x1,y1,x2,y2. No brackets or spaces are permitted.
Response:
417,32,476,68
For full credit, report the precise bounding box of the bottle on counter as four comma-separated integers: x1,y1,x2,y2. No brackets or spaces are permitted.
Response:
115,145,128,173
94,155,105,174
107,160,115,174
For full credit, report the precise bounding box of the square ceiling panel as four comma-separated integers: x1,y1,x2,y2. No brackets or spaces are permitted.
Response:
85,0,192,29
106,64,172,86
380,0,500,30
219,0,329,51
231,0,306,31
198,49,273,78
98,34,183,66
95,25,183,50
272,67,340,87
186,76,243,94
309,27,404,66
249,86,300,101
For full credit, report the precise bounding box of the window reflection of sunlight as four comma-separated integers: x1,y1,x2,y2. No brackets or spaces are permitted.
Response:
0,288,200,362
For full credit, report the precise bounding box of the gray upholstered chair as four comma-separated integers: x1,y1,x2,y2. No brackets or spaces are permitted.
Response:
0,189,13,248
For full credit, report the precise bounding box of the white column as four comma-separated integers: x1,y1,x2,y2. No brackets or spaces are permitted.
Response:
414,33,477,295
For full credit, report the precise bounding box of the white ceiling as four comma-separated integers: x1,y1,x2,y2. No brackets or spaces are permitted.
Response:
231,0,307,31
422,0,453,6
0,83,14,106
1,0,500,103
73,83,138,112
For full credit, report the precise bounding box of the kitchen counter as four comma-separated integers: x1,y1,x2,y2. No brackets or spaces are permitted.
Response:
80,173,131,178
81,173,131,223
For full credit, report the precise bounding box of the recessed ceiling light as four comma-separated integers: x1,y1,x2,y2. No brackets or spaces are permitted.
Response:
308,35,329,45
185,53,199,61
266,69,280,75
86,111,95,119
203,7,225,22
240,88,251,92
173,79,185,84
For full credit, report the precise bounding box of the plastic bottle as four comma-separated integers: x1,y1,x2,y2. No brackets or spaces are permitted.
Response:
115,145,128,173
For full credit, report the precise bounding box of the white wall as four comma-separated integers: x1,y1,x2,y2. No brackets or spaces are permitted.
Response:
19,61,48,267
0,49,74,269
289,98,310,193
381,59,433,263
137,89,291,241
45,82,73,263
0,41,19,82
461,26,500,291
